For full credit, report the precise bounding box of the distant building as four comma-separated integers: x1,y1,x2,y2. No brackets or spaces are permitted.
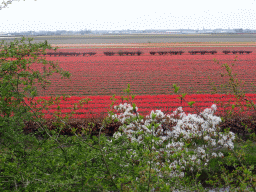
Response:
181,30,197,34
166,31,181,34
0,33,12,36
234,28,243,33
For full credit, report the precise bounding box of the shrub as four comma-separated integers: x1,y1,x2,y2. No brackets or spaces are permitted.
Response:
136,51,142,56
223,50,231,54
118,50,124,56
238,50,245,54
157,51,167,55
123,51,130,56
104,52,115,56
88,52,96,56
210,50,217,54
0,37,71,182
245,51,252,54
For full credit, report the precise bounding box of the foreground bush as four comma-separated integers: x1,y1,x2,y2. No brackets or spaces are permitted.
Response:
1,100,255,191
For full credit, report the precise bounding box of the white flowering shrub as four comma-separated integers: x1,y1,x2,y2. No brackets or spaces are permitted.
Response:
109,103,236,179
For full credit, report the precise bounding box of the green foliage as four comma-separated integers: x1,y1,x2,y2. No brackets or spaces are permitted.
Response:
173,83,180,93
0,37,70,139
188,101,195,107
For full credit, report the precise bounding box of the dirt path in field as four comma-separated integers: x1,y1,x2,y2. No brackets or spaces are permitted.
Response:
51,42,256,49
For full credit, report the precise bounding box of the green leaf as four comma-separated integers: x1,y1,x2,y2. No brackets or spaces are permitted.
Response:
188,101,195,107
173,84,180,93
151,113,157,120
132,103,137,111
182,93,187,98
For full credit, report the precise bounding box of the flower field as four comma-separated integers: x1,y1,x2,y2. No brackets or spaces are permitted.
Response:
23,46,256,119
33,47,256,96
27,93,256,119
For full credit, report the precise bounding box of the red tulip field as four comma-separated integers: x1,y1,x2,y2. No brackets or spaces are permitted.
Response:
26,94,256,119
25,45,256,119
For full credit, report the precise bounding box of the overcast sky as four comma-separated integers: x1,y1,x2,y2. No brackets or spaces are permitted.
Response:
0,0,256,33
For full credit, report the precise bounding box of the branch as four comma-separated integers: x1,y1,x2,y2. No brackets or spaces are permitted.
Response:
0,0,34,10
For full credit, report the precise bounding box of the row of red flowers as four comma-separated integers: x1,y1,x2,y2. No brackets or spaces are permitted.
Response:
20,94,256,119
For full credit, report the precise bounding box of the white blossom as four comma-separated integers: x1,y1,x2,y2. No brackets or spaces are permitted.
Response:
218,152,224,158
212,152,218,158
180,172,185,178
107,103,235,181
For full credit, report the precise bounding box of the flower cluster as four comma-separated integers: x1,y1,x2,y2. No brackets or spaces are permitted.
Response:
108,103,236,179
